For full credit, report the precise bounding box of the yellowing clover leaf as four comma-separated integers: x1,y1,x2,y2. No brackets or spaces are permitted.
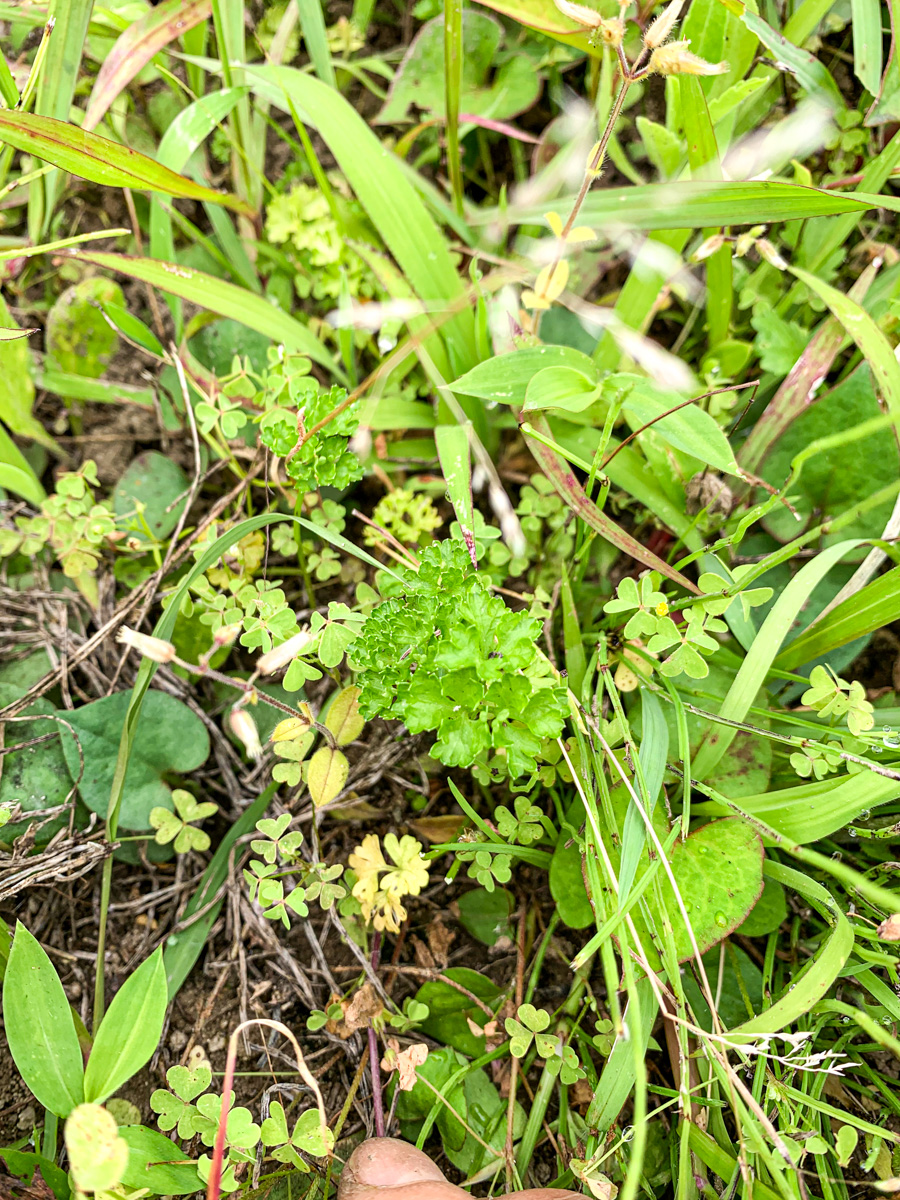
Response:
381,833,430,898
65,1104,129,1195
149,789,217,853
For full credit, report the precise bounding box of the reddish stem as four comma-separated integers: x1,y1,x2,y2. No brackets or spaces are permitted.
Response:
369,930,385,1137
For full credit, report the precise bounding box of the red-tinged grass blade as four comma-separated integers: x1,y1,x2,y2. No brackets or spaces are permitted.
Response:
738,260,880,477
0,110,253,218
435,424,476,566
83,0,213,132
476,180,876,232
775,566,900,672
71,251,341,376
524,414,701,594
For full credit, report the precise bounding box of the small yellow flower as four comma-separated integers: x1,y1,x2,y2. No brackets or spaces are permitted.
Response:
655,601,669,617
349,832,387,883
372,891,407,934
522,260,569,311
545,211,595,245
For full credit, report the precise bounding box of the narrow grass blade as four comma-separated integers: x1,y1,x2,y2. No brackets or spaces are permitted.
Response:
245,65,479,373
444,0,464,217
527,415,701,593
789,264,900,417
0,111,253,216
0,47,18,108
729,863,852,1040
71,251,340,375
679,77,732,348
83,0,213,132
33,0,93,231
297,0,336,88
479,180,875,232
776,566,900,671
696,768,900,844
743,10,842,107
691,539,864,780
851,0,884,94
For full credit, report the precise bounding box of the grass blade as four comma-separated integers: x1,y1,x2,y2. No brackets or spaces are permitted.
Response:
296,0,336,88
0,111,253,216
435,423,476,565
83,0,213,132
71,250,341,375
526,414,701,593
691,539,865,780
478,180,877,231
245,64,479,374
444,0,464,216
32,0,93,232
776,566,900,671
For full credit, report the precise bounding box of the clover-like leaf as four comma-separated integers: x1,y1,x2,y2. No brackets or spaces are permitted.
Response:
166,1063,212,1103
150,1089,198,1139
260,1100,290,1147
604,574,669,640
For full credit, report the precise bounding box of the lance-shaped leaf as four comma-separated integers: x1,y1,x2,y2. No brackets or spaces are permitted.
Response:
0,110,252,217
524,413,700,594
84,0,213,132
435,424,476,566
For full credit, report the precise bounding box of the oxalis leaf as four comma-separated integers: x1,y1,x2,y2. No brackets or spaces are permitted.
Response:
59,691,210,831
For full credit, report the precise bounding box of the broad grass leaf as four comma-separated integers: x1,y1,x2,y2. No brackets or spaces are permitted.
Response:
83,0,212,133
3,923,85,1115
84,948,167,1103
435,424,476,562
118,1125,202,1195
449,346,599,406
0,422,46,505
0,111,252,215
71,252,339,375
244,65,478,374
776,565,900,671
613,376,739,475
59,691,210,831
523,366,600,414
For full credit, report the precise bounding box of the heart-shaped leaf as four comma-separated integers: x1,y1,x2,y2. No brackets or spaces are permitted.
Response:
59,691,209,831
260,1101,290,1147
167,1064,212,1103
256,814,291,841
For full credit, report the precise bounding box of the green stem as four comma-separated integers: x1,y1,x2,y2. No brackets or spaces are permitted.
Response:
444,0,464,217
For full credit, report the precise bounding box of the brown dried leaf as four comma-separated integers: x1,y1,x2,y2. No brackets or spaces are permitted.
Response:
326,982,383,1039
409,814,468,845
426,916,455,965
